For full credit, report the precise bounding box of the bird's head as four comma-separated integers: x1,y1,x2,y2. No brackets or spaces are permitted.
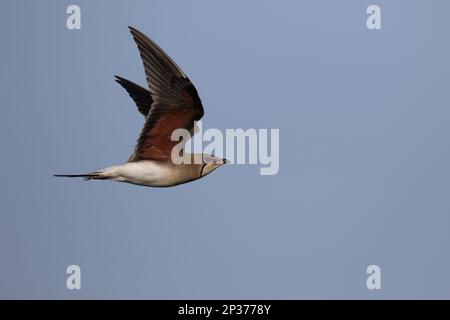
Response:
200,154,229,177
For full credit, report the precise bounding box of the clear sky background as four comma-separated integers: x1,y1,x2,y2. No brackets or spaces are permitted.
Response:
1,0,449,299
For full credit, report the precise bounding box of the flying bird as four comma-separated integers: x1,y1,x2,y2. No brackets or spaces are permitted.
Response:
55,27,228,187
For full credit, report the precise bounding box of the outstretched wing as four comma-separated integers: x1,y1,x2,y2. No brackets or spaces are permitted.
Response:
128,27,204,161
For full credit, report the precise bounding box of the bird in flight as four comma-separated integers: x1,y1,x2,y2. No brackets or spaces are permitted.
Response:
55,27,228,187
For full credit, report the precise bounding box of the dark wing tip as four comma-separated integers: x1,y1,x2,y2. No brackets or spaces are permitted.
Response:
128,26,143,38
127,26,187,80
114,74,126,83
114,75,137,88
128,27,144,42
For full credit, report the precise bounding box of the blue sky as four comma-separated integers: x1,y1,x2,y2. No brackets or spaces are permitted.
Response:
1,0,449,298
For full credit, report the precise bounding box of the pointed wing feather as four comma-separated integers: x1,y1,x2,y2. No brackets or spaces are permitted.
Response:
115,75,153,117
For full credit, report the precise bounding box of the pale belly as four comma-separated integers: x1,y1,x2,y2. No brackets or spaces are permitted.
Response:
107,161,194,187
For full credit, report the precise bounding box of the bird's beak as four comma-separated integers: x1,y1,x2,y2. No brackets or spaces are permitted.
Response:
215,158,229,165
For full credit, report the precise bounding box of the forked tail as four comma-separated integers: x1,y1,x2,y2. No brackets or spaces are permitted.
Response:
53,172,104,181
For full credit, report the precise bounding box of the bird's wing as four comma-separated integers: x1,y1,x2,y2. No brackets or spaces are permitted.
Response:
128,27,204,162
115,75,153,117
